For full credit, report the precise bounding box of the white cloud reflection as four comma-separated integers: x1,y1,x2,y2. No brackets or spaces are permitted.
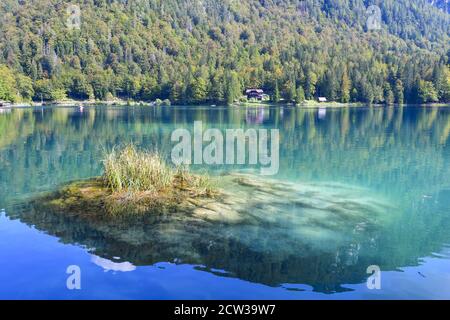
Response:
91,255,136,273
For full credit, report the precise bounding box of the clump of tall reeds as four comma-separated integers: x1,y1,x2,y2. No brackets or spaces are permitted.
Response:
175,166,217,198
37,145,218,217
101,145,217,215
103,145,174,193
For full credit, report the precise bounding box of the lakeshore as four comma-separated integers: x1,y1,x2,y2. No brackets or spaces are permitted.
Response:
1,105,450,298
2,99,449,110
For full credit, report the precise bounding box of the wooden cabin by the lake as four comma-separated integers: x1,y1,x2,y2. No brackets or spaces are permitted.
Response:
246,89,264,100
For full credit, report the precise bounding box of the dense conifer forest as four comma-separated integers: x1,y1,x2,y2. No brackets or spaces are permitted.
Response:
0,0,449,104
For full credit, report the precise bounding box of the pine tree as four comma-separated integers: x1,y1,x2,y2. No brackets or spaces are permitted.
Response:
295,86,305,104
283,79,296,102
383,83,394,105
209,72,225,103
361,81,374,104
340,69,351,103
395,79,404,105
418,80,439,103
433,65,450,102
190,76,208,103
225,72,240,105
273,81,280,103
321,70,338,101
305,69,317,101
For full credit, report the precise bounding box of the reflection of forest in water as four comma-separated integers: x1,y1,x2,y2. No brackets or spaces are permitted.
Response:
1,106,449,198
1,106,450,292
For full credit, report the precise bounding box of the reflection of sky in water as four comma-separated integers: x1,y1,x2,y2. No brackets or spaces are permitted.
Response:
0,105,449,299
91,256,136,273
1,213,449,299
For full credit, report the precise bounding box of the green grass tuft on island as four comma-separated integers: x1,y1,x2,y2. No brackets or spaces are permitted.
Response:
37,145,217,217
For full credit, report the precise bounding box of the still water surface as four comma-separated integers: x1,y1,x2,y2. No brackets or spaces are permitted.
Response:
0,105,449,299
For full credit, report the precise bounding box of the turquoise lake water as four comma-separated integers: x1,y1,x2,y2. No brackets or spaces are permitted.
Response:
0,105,449,299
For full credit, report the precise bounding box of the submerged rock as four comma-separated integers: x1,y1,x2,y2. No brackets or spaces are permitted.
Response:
16,172,395,292
34,176,219,218
33,172,394,232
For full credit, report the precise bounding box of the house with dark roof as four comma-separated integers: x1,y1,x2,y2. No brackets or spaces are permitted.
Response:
245,89,264,100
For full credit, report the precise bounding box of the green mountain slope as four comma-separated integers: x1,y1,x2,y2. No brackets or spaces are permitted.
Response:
0,0,449,104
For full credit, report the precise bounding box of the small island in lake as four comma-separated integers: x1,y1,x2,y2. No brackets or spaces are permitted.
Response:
19,144,397,290
31,144,393,230
35,145,219,217
15,143,404,291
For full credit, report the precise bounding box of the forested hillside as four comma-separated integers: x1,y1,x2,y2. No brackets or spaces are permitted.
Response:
0,0,449,104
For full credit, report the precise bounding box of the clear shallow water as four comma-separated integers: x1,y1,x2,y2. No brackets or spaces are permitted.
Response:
0,105,450,299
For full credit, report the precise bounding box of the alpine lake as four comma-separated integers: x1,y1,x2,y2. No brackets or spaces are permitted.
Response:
1,105,450,299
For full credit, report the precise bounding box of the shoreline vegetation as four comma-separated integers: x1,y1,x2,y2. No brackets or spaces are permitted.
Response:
2,99,449,109
0,98,171,108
